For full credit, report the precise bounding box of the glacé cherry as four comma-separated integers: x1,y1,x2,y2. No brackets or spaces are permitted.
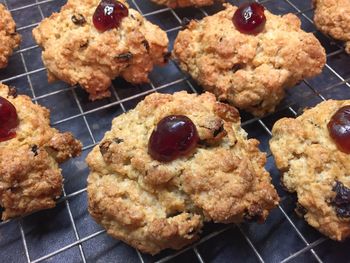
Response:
328,105,350,154
148,115,199,162
233,2,266,35
93,0,128,32
0,96,19,142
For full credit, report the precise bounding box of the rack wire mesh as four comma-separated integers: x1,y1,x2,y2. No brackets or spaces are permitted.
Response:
0,0,350,262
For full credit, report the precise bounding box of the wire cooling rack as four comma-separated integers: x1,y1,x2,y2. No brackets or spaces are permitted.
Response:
0,0,350,262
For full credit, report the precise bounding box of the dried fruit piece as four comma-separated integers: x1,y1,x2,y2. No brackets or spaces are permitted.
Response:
71,14,86,25
148,115,199,162
332,181,350,218
328,105,350,154
31,145,39,156
233,2,266,35
0,96,19,142
8,86,17,98
115,52,133,61
295,203,308,217
142,40,150,52
93,0,128,32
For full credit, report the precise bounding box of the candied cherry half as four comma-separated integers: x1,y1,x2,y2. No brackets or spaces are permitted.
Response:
0,96,19,142
93,0,128,32
148,115,199,162
328,105,350,154
233,2,266,35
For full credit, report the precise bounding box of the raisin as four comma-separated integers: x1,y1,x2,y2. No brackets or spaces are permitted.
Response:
232,63,245,73
99,140,112,155
113,137,124,144
243,205,263,222
31,145,38,156
332,181,350,218
8,86,17,98
243,211,261,222
187,228,196,236
99,138,123,155
141,40,150,52
295,202,307,217
71,14,86,26
80,41,89,49
213,124,224,137
115,52,133,61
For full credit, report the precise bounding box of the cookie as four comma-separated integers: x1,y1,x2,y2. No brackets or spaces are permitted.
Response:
313,0,350,54
0,4,21,69
0,84,82,220
87,91,279,254
173,3,326,116
33,0,169,100
270,100,350,241
150,0,222,8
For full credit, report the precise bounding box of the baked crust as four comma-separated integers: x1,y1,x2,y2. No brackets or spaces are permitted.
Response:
173,4,326,116
32,0,169,100
87,91,279,254
150,0,223,8
270,100,350,241
0,4,21,69
0,84,82,220
313,0,350,54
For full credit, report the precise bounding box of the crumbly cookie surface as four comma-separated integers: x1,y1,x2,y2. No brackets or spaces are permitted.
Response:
87,91,279,254
173,4,326,116
270,100,350,241
0,4,21,69
0,84,82,220
33,0,169,100
314,0,350,54
150,0,222,8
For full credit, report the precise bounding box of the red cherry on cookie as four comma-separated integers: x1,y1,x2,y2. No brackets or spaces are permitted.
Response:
328,105,350,154
93,0,128,32
0,96,19,142
233,2,266,35
148,115,199,162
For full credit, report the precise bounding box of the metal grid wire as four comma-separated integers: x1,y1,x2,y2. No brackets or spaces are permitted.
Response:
0,0,350,262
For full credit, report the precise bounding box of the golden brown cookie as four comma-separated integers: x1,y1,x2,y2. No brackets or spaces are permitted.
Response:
270,100,350,241
33,0,169,100
0,84,82,220
87,91,279,254
150,0,223,8
173,3,326,116
313,0,350,54
0,4,21,69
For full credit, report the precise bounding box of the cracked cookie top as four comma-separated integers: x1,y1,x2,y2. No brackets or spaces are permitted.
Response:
87,91,279,254
33,0,169,100
270,100,350,241
0,4,21,69
173,3,326,116
0,84,82,220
